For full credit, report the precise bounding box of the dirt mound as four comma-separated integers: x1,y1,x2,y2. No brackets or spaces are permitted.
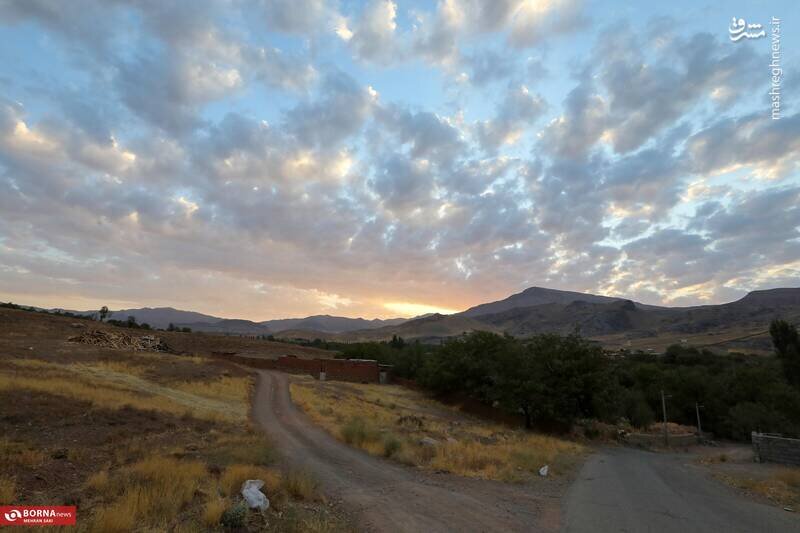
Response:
644,422,696,435
68,330,170,352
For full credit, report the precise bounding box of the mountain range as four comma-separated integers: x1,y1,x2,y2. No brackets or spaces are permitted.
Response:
71,286,800,353
75,307,407,335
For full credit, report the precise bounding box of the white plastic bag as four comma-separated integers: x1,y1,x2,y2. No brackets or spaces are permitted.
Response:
241,479,270,511
538,465,549,477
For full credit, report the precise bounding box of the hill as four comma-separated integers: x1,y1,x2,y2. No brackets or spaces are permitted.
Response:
260,315,406,333
461,286,625,317
329,313,502,343
68,307,223,329
331,287,800,353
72,307,409,335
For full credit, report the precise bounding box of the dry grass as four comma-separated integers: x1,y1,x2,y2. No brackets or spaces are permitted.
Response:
1,359,249,420
202,496,227,527
719,467,800,508
0,475,15,504
84,469,111,493
175,375,251,405
0,438,45,467
203,430,278,467
290,378,584,482
284,469,319,501
89,456,207,532
297,514,346,533
220,464,282,497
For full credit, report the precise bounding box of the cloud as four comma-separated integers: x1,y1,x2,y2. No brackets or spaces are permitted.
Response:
687,112,800,180
340,0,400,63
538,79,607,160
260,0,328,34
286,71,377,148
596,27,761,154
475,85,546,152
0,3,798,320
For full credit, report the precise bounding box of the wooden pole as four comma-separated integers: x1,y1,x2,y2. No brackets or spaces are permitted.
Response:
695,402,703,441
661,390,669,447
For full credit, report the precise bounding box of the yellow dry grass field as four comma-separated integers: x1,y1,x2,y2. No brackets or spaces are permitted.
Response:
290,378,584,482
0,306,354,532
715,466,800,509
4,359,248,420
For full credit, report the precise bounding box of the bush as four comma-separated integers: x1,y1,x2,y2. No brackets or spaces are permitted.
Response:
284,469,317,501
220,464,280,497
382,434,402,458
725,402,788,441
340,417,378,447
220,500,248,529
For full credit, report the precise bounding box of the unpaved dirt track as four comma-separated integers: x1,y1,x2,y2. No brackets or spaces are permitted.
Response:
253,370,562,533
564,447,800,533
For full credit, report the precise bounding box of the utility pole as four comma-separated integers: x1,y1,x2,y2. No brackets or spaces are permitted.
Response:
661,390,669,447
695,402,704,442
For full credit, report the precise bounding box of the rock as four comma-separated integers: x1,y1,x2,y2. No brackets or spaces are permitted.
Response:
419,437,440,447
51,448,68,460
70,323,87,329
538,465,549,477
241,479,270,511
446,437,458,445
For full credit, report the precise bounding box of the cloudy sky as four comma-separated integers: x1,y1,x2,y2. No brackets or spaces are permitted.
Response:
0,0,798,320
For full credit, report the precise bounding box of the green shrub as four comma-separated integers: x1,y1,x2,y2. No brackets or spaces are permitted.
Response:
284,469,317,501
340,417,378,447
382,434,402,458
220,500,247,529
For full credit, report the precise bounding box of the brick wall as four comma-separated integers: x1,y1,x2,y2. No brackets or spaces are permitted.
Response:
277,356,322,375
210,352,278,369
752,432,800,466
210,352,383,383
624,432,698,448
321,358,380,383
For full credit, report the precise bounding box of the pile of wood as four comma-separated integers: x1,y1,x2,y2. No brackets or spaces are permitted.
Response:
68,330,170,352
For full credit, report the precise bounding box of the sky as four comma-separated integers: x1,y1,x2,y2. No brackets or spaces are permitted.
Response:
0,0,798,320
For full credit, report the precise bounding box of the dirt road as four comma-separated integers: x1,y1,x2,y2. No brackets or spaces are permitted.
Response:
563,447,800,532
252,370,563,532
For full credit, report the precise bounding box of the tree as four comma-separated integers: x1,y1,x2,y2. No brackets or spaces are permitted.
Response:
167,323,176,332
126,315,137,328
99,306,110,322
770,320,800,387
502,334,612,430
389,335,406,349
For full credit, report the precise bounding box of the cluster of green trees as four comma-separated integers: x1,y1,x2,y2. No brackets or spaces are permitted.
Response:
334,322,800,440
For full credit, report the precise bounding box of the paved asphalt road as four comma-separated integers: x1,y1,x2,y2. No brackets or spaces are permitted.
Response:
563,447,800,533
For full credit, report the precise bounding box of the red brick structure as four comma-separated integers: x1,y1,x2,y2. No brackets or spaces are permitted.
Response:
211,352,386,384
320,358,380,383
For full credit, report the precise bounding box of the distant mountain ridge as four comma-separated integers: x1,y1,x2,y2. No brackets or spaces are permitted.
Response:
259,315,406,333
69,306,409,334
65,287,800,353
331,286,800,352
461,286,625,317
